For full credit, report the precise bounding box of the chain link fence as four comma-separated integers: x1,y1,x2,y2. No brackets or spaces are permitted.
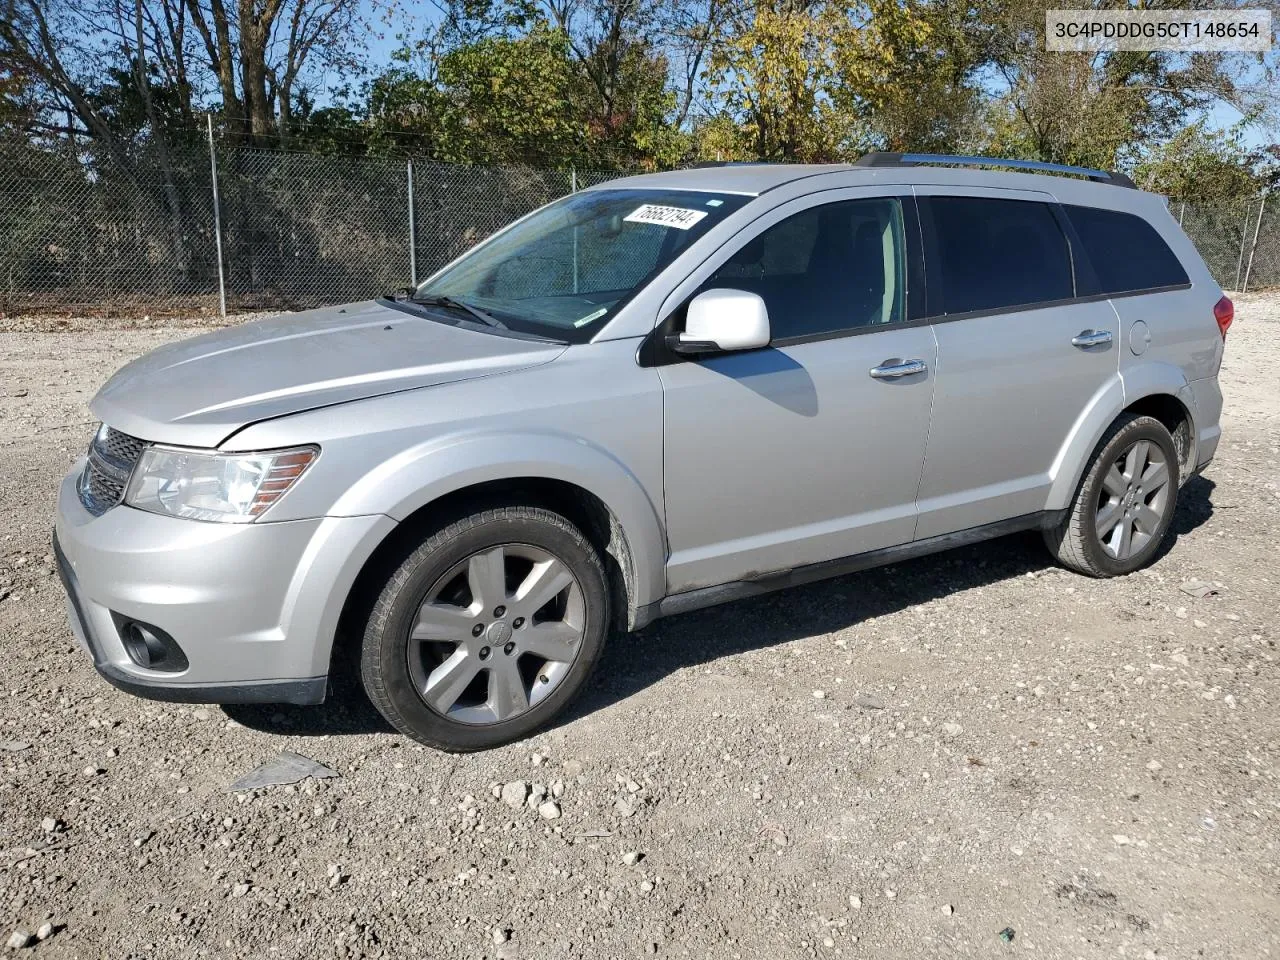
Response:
0,139,624,316
0,138,1275,318
0,142,222,314
1173,198,1277,293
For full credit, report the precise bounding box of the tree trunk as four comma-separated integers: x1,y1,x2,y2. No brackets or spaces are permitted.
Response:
238,0,276,143
135,0,190,279
277,81,292,147
183,0,247,141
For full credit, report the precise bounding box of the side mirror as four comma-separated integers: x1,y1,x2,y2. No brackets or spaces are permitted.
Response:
668,288,771,356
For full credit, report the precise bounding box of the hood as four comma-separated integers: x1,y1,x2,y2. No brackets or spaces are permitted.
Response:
92,300,566,448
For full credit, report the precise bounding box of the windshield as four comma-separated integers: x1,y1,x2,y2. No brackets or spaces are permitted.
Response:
413,188,751,342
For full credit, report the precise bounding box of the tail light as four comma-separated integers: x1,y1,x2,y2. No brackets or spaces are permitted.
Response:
1213,295,1234,339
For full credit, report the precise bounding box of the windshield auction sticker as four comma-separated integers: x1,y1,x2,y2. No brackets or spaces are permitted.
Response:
624,205,709,230
1047,9,1271,52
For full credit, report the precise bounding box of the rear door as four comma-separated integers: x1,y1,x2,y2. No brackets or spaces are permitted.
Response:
1060,202,1216,380
912,188,1120,539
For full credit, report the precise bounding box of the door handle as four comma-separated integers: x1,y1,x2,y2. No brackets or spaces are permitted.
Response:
1071,329,1113,348
869,358,928,379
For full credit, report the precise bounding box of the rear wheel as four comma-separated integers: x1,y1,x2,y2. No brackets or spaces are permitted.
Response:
360,506,609,751
1044,414,1180,577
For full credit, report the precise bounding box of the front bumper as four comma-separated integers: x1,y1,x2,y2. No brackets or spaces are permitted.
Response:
53,461,395,704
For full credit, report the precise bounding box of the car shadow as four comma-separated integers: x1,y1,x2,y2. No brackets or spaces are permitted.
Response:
221,674,396,737
1168,473,1215,537
225,475,1216,739
561,530,1055,727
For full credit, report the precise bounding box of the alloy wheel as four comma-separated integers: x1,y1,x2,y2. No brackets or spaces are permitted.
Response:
1094,439,1172,561
406,543,585,725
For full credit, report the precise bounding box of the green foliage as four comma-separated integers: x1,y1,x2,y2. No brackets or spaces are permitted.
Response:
84,64,202,150
286,101,380,156
977,0,1269,172
357,17,688,170
833,0,991,153
1134,122,1279,203
0,58,37,131
704,0,851,162
431,27,582,165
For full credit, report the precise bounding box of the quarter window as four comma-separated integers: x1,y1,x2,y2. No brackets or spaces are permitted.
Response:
701,198,907,341
922,197,1074,315
1064,204,1189,294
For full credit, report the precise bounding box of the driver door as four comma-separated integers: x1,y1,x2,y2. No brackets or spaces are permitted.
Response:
657,189,938,594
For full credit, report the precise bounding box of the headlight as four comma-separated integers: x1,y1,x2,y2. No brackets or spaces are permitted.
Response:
124,446,318,523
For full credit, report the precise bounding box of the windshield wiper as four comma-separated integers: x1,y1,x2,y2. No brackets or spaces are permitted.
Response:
410,293,508,330
384,288,566,344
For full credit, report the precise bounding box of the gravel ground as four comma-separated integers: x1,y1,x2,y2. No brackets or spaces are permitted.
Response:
0,297,1277,959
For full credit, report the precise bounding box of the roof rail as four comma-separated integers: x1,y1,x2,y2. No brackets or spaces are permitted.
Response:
854,152,1137,189
690,160,774,168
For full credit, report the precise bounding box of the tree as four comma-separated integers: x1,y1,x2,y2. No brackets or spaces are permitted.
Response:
1134,121,1279,202
457,0,689,166
0,0,201,271
833,0,993,152
362,4,685,169
180,0,365,143
4,0,1279,178
698,0,994,161
0,0,366,151
659,0,732,129
703,0,849,161
979,0,1275,169
434,26,585,165
0,44,39,131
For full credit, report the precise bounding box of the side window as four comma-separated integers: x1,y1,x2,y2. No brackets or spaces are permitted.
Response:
1064,204,1189,294
702,198,907,340
922,197,1073,315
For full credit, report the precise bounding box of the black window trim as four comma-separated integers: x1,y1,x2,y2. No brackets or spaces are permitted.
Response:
1049,202,1090,297
911,282,1193,328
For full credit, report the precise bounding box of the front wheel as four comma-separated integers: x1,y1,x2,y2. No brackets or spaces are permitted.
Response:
360,506,609,751
1044,413,1180,577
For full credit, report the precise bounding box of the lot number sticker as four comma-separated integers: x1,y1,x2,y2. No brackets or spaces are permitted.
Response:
624,204,708,230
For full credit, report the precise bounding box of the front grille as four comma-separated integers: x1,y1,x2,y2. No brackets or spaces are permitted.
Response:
79,426,147,516
97,427,145,464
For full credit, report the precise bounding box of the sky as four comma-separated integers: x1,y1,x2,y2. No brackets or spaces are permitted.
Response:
1207,103,1273,149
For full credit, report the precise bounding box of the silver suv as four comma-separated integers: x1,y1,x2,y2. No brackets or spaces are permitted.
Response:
54,153,1231,751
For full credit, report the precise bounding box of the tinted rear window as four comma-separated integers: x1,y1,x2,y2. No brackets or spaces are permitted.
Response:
1064,204,1189,294
922,197,1074,315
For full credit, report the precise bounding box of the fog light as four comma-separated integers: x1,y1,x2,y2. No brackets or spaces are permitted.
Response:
113,616,189,672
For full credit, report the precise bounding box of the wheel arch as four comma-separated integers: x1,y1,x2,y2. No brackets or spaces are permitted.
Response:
1047,368,1194,510
328,435,667,681
1122,392,1195,478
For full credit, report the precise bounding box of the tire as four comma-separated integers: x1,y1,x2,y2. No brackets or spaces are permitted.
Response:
1044,413,1180,577
360,505,609,751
